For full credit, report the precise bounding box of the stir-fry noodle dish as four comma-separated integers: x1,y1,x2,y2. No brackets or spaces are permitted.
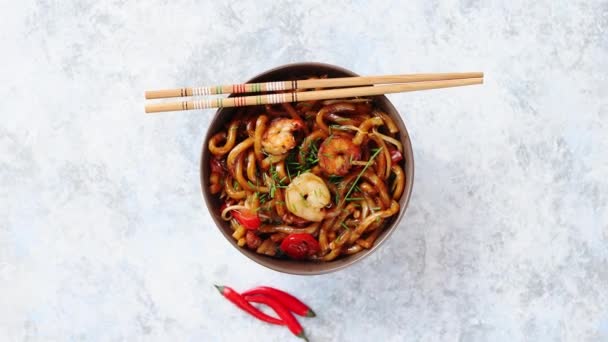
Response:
208,81,407,261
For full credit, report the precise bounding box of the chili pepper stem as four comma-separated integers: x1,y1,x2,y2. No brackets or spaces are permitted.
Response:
305,309,316,317
245,294,306,339
214,284,225,293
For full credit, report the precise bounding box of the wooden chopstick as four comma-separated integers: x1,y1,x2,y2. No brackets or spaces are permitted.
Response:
144,72,483,99
145,77,483,113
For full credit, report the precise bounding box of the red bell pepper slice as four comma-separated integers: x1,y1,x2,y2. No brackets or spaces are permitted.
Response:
389,146,403,164
232,209,261,230
210,158,224,174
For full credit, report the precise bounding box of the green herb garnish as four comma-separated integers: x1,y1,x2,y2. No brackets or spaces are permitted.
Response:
291,138,320,175
258,192,269,204
269,183,276,198
343,147,383,202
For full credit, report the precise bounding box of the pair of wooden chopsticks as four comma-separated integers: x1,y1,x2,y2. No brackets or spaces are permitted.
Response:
144,72,483,113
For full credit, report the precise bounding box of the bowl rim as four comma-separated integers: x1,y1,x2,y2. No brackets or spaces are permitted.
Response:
200,62,414,275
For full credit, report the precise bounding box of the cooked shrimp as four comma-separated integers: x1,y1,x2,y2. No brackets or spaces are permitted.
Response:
262,118,303,155
318,134,361,176
285,172,330,222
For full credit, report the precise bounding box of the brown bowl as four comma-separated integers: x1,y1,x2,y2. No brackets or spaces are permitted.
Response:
200,62,414,275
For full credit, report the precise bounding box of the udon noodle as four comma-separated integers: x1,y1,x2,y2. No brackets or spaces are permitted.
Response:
208,84,406,261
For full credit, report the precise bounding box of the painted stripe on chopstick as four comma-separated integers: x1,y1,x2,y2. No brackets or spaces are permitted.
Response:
232,84,246,94
192,98,213,109
265,81,286,92
266,93,286,104
192,86,212,96
147,80,290,98
191,82,291,95
235,95,246,107
146,81,293,99
145,72,485,99
145,77,483,113
183,91,291,109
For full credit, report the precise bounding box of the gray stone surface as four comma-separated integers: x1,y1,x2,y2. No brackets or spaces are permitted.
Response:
1,1,607,341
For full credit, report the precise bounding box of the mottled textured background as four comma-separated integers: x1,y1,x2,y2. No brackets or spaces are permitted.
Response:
1,0,607,341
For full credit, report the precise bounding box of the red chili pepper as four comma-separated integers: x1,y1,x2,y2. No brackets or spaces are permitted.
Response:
242,286,316,317
389,146,403,163
232,209,261,230
214,285,283,325
245,294,308,341
280,233,320,260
